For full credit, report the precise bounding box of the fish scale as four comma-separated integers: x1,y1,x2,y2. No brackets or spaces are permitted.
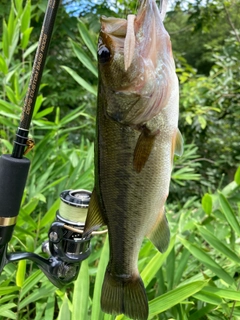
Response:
84,0,183,319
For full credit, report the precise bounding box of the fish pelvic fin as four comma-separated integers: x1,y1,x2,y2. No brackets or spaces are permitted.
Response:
147,207,170,253
133,126,158,173
171,128,184,159
84,188,106,235
101,268,149,320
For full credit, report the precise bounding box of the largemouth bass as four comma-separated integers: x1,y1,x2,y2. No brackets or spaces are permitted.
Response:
84,0,183,319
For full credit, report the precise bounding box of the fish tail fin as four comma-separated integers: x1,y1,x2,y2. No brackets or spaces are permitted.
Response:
101,267,149,320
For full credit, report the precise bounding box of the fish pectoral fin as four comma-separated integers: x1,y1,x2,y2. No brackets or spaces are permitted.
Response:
147,207,170,253
101,267,149,320
171,128,184,163
133,126,158,173
84,188,106,234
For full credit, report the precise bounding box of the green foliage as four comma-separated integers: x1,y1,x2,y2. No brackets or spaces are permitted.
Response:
1,0,240,320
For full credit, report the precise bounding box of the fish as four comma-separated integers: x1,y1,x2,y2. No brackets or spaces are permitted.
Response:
84,0,183,319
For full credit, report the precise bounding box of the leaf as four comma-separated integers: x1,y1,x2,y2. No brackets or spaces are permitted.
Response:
19,287,56,310
141,236,176,287
16,260,26,288
23,42,38,59
0,287,20,295
218,192,240,236
61,66,97,96
201,193,212,215
72,259,89,320
34,107,54,120
234,167,240,185
193,290,222,305
203,286,240,301
179,237,234,286
20,27,33,49
21,0,31,33
197,225,240,264
70,40,98,77
0,304,17,320
91,235,109,320
20,270,44,300
77,20,97,60
0,55,8,74
3,20,9,58
58,294,71,320
39,198,60,229
149,281,207,316
0,139,13,153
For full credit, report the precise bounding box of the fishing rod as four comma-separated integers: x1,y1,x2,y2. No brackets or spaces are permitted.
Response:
0,0,102,287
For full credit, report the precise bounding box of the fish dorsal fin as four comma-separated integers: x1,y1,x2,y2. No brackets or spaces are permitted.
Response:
133,126,158,173
147,207,170,253
84,188,106,234
124,14,136,71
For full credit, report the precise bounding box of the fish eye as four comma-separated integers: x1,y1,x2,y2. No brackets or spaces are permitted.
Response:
98,45,111,64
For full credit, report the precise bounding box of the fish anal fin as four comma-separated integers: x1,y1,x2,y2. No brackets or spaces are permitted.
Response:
101,267,149,320
133,126,158,173
147,207,170,253
171,128,183,163
84,188,106,234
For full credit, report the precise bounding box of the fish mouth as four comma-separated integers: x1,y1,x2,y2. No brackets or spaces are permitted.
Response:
98,0,175,127
99,0,168,71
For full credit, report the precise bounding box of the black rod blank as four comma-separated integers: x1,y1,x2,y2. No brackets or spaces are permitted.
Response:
12,0,61,159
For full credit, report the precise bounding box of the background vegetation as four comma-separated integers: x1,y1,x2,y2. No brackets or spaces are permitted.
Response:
0,0,239,319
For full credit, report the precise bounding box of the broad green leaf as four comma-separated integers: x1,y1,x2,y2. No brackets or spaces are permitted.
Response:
179,237,234,285
203,286,240,301
39,199,60,229
58,294,71,320
141,236,176,287
72,259,89,320
19,287,56,310
0,287,20,295
6,85,18,104
61,66,97,96
20,27,33,49
91,235,109,320
149,281,207,315
189,304,216,320
218,192,240,236
0,139,13,153
23,42,38,59
193,290,222,305
174,247,191,286
60,104,87,125
0,304,17,320
77,20,97,60
71,40,98,77
7,5,16,45
21,0,31,33
234,166,240,185
197,225,240,264
201,193,212,215
20,270,43,299
44,294,55,320
34,106,54,120
16,260,26,288
3,20,9,58
15,0,23,16
0,55,8,74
